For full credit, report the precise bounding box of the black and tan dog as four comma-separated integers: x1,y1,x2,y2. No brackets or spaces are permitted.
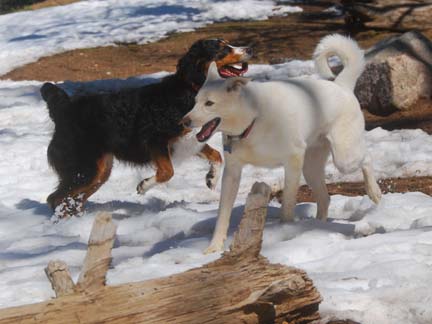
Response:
41,39,252,218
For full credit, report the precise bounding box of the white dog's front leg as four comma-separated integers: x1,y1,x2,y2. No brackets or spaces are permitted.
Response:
280,153,304,222
205,160,242,254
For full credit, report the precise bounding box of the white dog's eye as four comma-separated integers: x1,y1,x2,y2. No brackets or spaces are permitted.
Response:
205,100,214,107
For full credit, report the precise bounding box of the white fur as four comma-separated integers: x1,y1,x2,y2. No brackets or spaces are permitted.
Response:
314,34,365,91
185,35,382,254
171,129,205,163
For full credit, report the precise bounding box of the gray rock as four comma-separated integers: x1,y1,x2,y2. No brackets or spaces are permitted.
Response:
355,31,432,115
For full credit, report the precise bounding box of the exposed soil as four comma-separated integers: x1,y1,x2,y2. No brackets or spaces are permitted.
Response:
293,176,432,203
365,99,432,134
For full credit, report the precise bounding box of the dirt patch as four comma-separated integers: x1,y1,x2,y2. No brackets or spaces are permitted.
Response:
290,176,432,203
365,99,432,134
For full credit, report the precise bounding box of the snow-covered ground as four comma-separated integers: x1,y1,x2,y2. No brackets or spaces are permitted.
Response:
0,1,431,323
1,62,432,323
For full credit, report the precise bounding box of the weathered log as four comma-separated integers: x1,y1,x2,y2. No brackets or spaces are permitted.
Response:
77,211,117,291
44,260,75,297
0,182,322,324
229,181,272,257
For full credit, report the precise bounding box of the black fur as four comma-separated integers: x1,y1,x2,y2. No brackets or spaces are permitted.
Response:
42,39,245,215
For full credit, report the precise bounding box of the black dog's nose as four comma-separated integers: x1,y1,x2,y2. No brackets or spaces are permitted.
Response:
180,116,192,127
246,47,253,56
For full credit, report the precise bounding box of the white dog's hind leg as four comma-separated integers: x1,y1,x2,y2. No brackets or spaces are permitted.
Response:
328,114,368,174
362,155,382,204
328,120,381,204
280,152,304,222
205,160,242,254
303,142,331,221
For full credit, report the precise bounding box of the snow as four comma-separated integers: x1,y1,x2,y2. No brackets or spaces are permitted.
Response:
0,0,302,75
0,1,431,323
1,62,432,323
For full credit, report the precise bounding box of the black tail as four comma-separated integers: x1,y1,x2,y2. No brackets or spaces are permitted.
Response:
40,83,70,122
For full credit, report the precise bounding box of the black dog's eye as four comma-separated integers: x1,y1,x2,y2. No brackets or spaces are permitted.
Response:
205,100,214,106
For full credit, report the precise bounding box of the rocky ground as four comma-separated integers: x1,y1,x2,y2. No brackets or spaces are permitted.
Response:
2,0,432,198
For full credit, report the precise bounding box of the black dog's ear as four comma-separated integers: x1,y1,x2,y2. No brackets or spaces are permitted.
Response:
177,41,208,86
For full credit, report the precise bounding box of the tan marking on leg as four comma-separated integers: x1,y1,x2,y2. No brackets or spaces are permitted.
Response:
79,154,113,203
198,144,222,163
50,154,113,218
154,150,174,183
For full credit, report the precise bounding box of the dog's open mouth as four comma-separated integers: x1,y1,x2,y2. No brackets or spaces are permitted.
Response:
219,62,248,78
196,117,221,142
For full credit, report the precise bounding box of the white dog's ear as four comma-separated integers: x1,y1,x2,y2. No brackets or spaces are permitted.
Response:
206,62,220,82
226,77,251,92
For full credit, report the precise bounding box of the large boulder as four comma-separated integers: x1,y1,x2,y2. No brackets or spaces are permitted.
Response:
355,31,432,116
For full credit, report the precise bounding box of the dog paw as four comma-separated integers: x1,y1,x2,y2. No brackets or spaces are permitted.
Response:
137,177,156,195
203,241,224,254
51,195,84,222
206,163,221,190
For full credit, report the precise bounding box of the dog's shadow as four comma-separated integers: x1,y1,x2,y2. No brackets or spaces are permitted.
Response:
141,204,248,258
15,198,360,263
15,199,53,218
15,197,185,220
141,203,359,259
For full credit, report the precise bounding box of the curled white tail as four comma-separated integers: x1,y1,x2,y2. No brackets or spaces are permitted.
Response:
313,34,365,91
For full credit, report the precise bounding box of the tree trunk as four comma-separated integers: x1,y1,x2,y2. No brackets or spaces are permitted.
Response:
0,183,322,324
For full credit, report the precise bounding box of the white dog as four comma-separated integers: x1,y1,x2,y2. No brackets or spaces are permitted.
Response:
182,34,382,254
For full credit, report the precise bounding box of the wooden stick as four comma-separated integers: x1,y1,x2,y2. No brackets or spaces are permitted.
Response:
229,182,271,257
77,212,117,291
45,260,75,297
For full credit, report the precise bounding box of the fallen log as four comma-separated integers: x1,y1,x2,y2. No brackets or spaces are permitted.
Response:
0,183,322,324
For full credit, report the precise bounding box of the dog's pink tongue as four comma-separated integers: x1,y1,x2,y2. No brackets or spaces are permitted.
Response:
197,125,213,141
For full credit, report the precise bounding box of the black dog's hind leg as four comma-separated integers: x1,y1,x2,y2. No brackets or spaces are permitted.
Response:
47,153,113,218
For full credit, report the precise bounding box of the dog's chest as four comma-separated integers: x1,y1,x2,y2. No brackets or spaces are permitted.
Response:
224,136,285,168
